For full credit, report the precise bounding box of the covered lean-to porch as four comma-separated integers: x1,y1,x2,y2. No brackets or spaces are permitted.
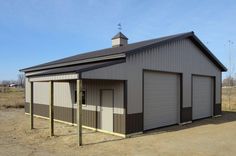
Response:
25,70,126,145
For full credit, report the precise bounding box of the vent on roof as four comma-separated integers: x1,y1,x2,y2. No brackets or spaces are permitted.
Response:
111,32,128,47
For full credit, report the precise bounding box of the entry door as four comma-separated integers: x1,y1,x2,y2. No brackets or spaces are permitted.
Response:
101,90,114,132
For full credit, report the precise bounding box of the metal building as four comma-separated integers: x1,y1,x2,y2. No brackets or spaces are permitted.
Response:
20,31,227,137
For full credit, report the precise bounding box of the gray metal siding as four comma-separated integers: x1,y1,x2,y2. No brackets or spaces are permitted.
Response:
144,71,180,130
82,38,221,115
82,63,126,80
82,80,124,115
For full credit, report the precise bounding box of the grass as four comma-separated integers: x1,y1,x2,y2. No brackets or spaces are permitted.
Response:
222,87,236,111
0,87,25,109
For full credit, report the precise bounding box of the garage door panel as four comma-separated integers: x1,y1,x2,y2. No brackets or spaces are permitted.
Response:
144,71,180,130
192,76,213,120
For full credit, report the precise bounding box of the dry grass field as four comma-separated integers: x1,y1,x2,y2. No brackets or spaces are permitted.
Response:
0,87,25,109
222,87,236,111
0,87,236,156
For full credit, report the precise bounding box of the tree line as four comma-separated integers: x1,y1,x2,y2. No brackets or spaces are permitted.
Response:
222,75,236,87
0,73,25,88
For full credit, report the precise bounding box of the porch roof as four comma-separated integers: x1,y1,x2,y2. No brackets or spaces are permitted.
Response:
26,59,125,77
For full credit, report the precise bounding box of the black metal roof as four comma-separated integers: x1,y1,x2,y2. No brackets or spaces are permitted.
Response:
28,59,125,77
112,32,128,40
20,31,227,72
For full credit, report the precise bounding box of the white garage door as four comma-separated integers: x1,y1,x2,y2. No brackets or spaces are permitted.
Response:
192,75,213,120
144,71,180,130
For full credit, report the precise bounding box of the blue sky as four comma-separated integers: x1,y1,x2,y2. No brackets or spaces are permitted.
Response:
0,0,235,80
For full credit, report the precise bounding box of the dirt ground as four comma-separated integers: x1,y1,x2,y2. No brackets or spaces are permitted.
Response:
0,88,236,156
1,109,236,156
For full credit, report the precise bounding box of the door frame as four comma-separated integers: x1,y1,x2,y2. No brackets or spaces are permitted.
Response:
99,89,114,132
142,69,183,131
191,74,215,120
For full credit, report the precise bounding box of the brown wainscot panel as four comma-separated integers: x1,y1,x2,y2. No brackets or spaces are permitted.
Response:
54,106,73,123
181,107,192,123
81,109,97,128
34,103,49,117
54,107,97,127
214,103,221,116
126,113,143,134
25,102,49,117
113,113,125,134
25,103,97,128
96,112,101,129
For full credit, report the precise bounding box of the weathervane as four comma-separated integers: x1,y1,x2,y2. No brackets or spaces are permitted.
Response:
118,23,122,31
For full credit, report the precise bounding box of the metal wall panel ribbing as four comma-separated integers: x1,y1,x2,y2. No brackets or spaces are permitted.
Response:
81,63,126,80
33,82,49,105
54,82,75,108
29,73,78,81
25,78,30,103
82,80,124,114
82,39,221,114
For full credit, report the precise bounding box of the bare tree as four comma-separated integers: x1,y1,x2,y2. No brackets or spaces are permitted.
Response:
1,80,11,86
17,73,25,88
222,76,235,87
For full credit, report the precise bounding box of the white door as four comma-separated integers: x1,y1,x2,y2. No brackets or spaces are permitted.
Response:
144,71,180,130
101,90,113,132
192,76,213,120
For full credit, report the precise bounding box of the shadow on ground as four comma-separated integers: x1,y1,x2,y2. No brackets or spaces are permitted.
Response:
134,111,236,138
29,110,236,146
84,111,236,145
